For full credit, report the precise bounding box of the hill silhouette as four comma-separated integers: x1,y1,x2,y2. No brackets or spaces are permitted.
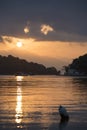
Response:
64,53,87,76
0,55,60,75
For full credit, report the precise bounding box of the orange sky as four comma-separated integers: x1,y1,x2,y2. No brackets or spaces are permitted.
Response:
0,36,87,70
0,1,87,70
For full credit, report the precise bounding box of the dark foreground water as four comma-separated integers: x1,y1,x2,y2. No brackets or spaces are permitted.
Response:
0,76,87,130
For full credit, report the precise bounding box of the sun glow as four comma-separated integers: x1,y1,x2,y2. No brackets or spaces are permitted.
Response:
16,42,23,48
15,76,23,127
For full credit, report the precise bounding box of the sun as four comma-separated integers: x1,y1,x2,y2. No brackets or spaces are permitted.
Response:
16,42,23,48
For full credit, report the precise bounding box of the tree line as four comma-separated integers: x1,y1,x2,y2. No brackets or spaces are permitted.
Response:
0,55,60,75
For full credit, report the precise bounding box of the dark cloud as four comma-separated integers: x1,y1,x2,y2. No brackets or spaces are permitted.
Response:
0,36,4,43
68,42,87,46
0,35,12,44
4,37,12,43
0,0,87,42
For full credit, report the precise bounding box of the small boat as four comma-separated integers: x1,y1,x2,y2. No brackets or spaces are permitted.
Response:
59,105,69,120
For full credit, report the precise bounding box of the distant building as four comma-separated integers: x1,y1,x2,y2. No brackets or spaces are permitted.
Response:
64,69,80,76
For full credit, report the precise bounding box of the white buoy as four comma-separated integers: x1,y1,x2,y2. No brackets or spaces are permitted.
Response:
59,105,69,120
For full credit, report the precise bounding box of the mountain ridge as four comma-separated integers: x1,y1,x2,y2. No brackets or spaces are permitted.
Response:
0,55,60,75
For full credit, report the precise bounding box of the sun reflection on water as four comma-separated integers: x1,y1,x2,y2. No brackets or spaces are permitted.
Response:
16,76,24,81
15,76,23,128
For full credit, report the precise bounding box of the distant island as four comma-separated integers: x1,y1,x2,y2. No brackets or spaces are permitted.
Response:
0,55,60,75
64,53,87,76
0,54,87,76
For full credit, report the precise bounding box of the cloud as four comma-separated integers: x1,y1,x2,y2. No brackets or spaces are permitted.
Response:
41,24,54,35
0,36,4,43
24,21,30,34
68,42,87,46
0,1,87,42
4,37,12,43
0,36,11,44
24,26,30,34
0,36,12,44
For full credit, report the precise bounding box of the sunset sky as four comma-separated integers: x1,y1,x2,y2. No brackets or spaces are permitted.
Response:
0,0,87,69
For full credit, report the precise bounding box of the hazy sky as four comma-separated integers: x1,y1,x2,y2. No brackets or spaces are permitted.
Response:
0,0,87,69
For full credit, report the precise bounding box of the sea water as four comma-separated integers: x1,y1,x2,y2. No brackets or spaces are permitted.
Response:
0,76,87,130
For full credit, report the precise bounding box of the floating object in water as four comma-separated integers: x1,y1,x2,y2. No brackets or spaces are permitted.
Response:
59,105,69,120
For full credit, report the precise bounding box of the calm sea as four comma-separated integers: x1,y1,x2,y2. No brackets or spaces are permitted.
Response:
0,76,87,130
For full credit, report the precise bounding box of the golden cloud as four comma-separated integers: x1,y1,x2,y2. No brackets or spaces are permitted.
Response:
24,26,30,34
41,24,54,35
